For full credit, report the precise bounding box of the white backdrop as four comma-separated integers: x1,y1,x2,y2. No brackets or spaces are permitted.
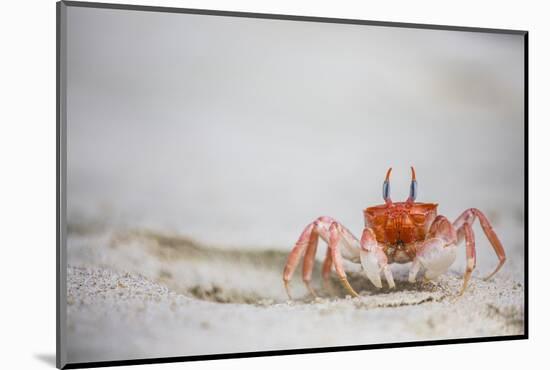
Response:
0,0,545,370
65,5,524,252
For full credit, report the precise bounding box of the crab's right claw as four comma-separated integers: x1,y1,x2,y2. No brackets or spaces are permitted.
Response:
360,249,386,288
359,227,395,289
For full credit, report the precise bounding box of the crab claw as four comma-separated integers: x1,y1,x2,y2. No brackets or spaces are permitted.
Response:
417,238,457,280
359,248,386,288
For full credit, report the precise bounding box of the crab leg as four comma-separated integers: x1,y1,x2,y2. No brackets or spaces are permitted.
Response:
457,222,476,295
283,222,315,299
321,246,333,292
329,222,360,298
283,217,355,299
453,208,506,280
302,224,320,298
283,216,364,299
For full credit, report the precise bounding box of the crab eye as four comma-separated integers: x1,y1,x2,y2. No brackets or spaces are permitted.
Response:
382,167,392,205
383,181,390,201
409,180,417,201
407,166,417,203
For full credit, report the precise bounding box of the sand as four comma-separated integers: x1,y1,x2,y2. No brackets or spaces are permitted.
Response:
65,227,524,364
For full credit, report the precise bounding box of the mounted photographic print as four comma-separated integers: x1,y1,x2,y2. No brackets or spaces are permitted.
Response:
57,1,528,368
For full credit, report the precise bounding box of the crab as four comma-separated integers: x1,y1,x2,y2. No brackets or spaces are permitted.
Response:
282,167,506,299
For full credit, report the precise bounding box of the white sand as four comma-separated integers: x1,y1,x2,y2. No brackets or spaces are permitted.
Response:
66,228,524,364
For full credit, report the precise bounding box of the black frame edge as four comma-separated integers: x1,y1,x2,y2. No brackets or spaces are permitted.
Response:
56,2,61,368
523,32,529,338
63,335,527,369
57,1,68,368
61,0,527,35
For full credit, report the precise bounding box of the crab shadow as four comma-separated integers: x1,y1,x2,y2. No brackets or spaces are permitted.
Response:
297,271,445,302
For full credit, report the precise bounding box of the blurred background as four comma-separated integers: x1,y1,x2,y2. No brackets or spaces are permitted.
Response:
66,7,524,271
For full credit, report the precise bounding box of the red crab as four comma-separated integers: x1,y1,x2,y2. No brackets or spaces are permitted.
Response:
283,167,506,299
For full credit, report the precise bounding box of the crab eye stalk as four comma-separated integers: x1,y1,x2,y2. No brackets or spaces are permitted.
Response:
383,167,392,205
407,166,417,203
